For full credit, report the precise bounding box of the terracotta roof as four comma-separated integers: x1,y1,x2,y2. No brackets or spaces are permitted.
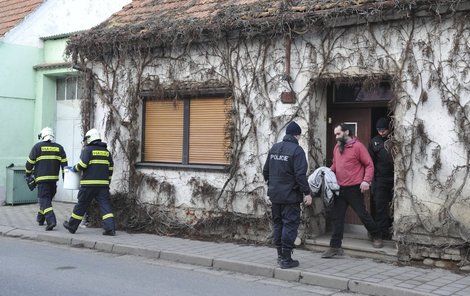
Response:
0,0,43,37
67,0,458,58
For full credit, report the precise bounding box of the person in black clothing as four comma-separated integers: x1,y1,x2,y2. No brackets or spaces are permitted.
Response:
263,121,312,269
369,118,394,240
25,127,68,231
63,128,116,236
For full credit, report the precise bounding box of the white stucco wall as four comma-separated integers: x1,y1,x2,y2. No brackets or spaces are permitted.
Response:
89,10,470,243
3,0,131,47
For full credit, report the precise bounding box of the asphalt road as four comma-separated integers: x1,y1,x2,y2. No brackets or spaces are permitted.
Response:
0,237,358,296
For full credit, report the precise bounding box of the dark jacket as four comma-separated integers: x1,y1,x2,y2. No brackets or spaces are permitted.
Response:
25,141,67,183
263,135,310,204
368,135,394,183
74,141,113,187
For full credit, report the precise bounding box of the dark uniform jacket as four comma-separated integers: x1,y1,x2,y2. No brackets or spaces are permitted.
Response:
368,135,394,184
263,135,310,204
74,141,113,187
25,141,67,183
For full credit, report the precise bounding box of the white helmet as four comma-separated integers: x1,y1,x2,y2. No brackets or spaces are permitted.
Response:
84,128,101,144
38,127,54,142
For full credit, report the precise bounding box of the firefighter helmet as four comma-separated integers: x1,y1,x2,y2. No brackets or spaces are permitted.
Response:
83,128,101,144
38,127,54,142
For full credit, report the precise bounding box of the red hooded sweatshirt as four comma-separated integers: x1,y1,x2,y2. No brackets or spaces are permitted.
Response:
330,138,374,187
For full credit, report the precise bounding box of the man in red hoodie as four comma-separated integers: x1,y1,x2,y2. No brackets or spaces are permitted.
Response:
322,123,383,258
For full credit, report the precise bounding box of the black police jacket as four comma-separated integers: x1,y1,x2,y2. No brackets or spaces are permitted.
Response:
263,134,310,204
74,141,113,187
25,141,67,183
368,135,394,183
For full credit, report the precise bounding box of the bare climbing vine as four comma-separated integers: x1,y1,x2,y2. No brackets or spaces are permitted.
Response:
67,2,470,252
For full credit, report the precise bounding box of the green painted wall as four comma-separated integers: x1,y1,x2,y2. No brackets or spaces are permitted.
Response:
35,38,75,133
0,41,42,201
43,38,68,63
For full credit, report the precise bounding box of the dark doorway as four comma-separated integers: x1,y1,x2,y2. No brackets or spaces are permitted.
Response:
326,80,393,226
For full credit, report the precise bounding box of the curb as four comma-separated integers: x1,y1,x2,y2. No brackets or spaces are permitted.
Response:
0,228,432,296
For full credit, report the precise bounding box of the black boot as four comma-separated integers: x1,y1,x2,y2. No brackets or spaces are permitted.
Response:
45,223,56,231
63,221,76,234
103,229,116,236
277,247,282,264
280,249,299,269
37,213,45,226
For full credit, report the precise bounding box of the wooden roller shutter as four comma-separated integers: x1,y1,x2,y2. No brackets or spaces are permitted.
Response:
189,97,231,165
144,100,183,163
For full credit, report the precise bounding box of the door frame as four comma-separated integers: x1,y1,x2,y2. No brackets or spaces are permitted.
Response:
326,82,390,227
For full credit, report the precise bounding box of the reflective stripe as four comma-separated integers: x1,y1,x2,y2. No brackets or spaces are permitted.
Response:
109,167,114,171
35,175,59,182
89,160,110,165
78,160,88,168
27,158,36,164
41,146,59,152
43,207,53,214
102,213,114,220
92,150,109,157
109,176,112,180
37,155,62,161
71,213,83,220
25,169,32,173
38,210,44,215
61,158,68,163
80,180,109,185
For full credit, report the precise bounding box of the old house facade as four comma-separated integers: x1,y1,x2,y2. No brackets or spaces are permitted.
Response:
67,0,470,262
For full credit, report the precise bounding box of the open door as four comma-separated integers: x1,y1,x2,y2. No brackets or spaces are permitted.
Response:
326,80,392,226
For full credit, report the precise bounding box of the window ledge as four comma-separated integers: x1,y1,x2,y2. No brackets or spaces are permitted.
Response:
136,162,230,172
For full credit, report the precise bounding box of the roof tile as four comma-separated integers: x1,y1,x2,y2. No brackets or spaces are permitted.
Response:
0,0,43,37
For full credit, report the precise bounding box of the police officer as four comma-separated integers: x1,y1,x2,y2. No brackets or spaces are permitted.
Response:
369,117,394,240
263,121,312,269
25,127,68,230
63,128,116,236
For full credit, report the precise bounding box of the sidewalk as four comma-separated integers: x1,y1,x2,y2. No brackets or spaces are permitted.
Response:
1,202,470,296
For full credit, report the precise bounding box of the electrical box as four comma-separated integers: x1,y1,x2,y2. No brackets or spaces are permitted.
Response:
5,166,37,205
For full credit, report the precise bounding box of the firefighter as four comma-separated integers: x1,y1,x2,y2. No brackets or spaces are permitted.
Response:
63,128,115,236
25,127,68,230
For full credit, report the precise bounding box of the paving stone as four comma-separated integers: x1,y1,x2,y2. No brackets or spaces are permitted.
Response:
37,233,72,245
94,241,114,252
112,244,160,258
213,259,274,277
274,268,300,282
299,272,348,290
349,280,428,296
160,250,213,267
71,238,96,249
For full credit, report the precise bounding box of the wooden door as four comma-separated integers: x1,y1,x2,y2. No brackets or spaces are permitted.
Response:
327,108,372,225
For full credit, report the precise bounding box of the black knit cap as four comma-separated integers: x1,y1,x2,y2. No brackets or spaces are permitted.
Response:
376,117,390,129
286,121,302,136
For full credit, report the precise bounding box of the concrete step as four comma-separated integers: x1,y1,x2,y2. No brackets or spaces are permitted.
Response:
304,235,398,262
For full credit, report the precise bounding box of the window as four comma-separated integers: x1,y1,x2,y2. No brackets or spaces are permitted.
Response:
333,81,393,103
143,97,232,166
56,76,84,101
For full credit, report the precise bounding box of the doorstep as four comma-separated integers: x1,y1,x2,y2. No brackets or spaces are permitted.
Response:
304,225,398,262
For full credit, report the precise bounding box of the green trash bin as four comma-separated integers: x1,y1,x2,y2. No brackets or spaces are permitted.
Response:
5,166,37,205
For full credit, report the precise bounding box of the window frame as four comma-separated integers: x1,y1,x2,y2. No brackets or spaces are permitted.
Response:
328,79,394,108
56,76,84,101
140,89,232,171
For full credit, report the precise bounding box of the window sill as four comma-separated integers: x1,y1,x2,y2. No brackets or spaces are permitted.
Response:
136,162,230,172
